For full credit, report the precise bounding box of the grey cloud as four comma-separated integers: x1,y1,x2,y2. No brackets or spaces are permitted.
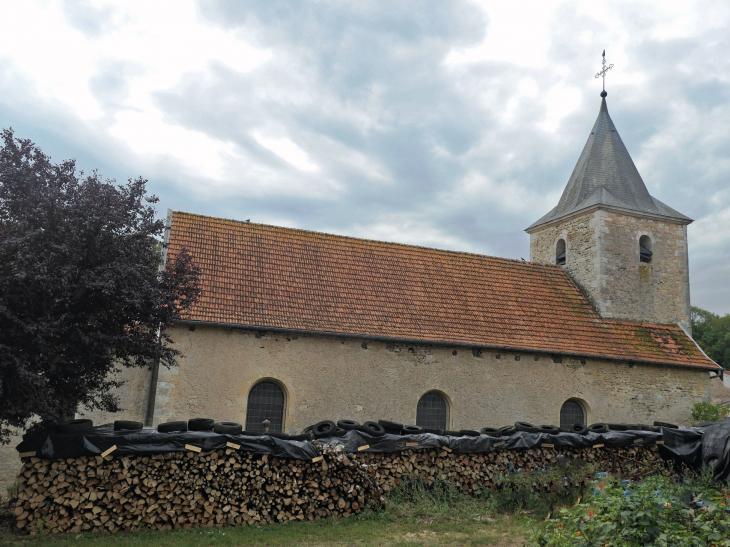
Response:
3,1,728,315
89,60,143,111
60,0,117,38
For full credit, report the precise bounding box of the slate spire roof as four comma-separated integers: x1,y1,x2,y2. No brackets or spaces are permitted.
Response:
527,94,691,230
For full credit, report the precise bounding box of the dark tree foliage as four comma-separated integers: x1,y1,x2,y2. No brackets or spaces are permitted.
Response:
691,306,730,369
0,129,200,443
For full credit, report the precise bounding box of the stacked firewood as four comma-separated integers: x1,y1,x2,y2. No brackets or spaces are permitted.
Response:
13,445,382,534
13,444,666,533
353,444,669,492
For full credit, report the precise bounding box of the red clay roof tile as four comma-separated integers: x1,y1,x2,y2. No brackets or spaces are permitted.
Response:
166,211,717,370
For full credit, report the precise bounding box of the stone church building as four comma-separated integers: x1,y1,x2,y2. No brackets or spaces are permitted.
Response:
144,93,718,434
0,92,721,498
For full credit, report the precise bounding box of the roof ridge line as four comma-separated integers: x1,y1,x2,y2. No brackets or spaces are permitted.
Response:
173,210,561,269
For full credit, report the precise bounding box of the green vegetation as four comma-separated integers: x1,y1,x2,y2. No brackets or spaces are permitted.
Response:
691,401,730,425
691,306,730,369
530,470,730,547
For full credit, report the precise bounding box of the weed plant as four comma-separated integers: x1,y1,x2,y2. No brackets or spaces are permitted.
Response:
691,401,730,424
382,458,598,523
479,459,598,517
530,468,730,546
385,478,489,522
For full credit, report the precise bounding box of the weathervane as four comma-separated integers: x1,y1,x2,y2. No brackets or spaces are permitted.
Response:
595,50,613,95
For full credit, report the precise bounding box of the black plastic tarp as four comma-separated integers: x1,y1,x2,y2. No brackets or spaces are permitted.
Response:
318,429,664,454
20,421,730,480
698,419,730,480
657,427,704,472
18,424,667,461
15,424,320,461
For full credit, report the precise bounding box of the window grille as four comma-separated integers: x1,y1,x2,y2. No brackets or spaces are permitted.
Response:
560,400,585,429
416,392,448,430
245,381,284,433
639,235,653,263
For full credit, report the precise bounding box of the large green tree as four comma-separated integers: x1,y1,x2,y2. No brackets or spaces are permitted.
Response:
691,306,730,369
0,129,201,443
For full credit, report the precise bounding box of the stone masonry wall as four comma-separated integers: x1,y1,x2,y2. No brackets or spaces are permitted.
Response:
152,324,710,433
0,365,149,503
529,209,691,331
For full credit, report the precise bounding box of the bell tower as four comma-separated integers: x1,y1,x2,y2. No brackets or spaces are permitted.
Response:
525,68,693,332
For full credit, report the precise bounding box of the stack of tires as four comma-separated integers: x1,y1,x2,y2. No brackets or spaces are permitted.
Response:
61,417,680,438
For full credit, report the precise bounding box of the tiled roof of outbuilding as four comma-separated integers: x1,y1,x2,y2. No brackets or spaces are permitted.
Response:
166,211,716,370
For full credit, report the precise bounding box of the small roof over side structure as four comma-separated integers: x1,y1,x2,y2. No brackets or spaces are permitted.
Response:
527,96,691,231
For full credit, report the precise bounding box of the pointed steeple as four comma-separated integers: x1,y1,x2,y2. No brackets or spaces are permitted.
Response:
527,94,691,230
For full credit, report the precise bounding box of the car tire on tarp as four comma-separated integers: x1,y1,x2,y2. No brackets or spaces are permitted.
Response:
401,425,423,435
337,420,360,431
378,420,403,435
588,423,609,434
654,421,679,429
459,429,480,437
361,421,386,437
571,424,589,435
114,420,143,431
514,422,538,433
313,420,337,438
499,426,517,436
157,421,187,433
537,425,560,434
213,422,242,435
479,427,501,437
188,418,215,431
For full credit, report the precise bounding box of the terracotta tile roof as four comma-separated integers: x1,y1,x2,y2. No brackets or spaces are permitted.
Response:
166,211,717,370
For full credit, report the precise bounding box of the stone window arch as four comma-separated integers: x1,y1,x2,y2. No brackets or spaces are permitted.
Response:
560,399,586,429
416,391,449,430
556,238,566,265
639,235,652,263
245,380,285,433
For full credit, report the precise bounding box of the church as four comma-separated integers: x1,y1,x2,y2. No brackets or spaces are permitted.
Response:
138,90,719,435
0,91,720,497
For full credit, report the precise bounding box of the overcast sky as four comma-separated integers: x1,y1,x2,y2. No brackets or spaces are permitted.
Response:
1,0,728,314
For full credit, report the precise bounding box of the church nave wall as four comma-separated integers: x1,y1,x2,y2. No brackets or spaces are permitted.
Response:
152,324,710,433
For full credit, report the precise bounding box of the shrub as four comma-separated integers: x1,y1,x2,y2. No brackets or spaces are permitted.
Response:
529,473,730,546
479,459,597,516
691,401,729,424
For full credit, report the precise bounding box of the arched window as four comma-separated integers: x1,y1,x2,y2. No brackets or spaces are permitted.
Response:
245,381,285,433
416,392,448,430
560,399,586,429
556,239,566,265
639,235,652,263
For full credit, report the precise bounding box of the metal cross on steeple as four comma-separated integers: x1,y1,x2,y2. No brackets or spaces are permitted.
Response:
595,49,613,93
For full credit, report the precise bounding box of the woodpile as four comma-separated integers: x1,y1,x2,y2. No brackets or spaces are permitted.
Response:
13,444,382,534
353,444,669,493
13,443,667,534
